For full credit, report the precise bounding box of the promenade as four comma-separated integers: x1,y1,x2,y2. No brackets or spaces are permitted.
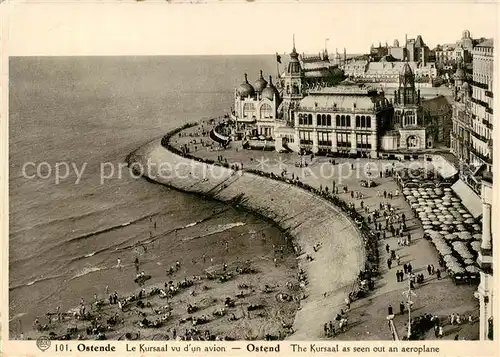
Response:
170,119,479,340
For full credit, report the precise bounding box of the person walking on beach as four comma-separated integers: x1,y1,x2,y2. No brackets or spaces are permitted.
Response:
116,258,122,268
386,244,390,253
427,264,432,276
407,263,412,274
387,258,392,269
403,263,408,275
134,257,140,274
436,269,441,280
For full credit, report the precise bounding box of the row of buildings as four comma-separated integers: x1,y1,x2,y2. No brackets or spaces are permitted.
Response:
449,38,494,341
345,34,437,87
230,34,494,341
233,41,447,158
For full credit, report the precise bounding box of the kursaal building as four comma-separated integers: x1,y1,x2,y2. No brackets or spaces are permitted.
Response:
232,43,439,158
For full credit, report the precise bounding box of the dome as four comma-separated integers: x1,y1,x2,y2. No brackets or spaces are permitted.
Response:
254,70,268,93
455,67,465,80
261,76,280,101
237,73,255,98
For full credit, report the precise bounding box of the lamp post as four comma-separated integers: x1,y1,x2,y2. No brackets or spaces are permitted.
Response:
403,277,416,339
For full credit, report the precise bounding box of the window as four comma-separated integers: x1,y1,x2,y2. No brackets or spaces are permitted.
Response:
327,115,332,126
361,116,366,127
319,132,331,146
341,115,346,127
260,103,273,119
308,114,313,126
298,114,304,125
366,116,371,128
299,131,313,145
243,103,255,118
336,115,340,126
346,115,351,127
356,115,360,127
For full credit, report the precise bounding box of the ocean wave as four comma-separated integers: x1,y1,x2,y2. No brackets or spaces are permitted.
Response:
70,266,106,280
9,274,65,291
184,221,199,228
183,222,246,242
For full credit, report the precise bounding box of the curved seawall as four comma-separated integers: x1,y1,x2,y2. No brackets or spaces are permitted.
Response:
128,138,365,339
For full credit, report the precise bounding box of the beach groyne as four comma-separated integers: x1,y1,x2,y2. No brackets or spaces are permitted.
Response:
128,131,366,339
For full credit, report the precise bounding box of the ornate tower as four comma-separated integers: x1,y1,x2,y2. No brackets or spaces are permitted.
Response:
281,36,304,124
394,62,421,127
393,62,426,149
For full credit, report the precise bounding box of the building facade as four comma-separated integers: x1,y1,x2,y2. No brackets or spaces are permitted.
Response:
294,85,392,158
476,175,494,340
233,71,281,137
470,39,494,172
434,30,475,64
451,39,493,172
449,37,494,341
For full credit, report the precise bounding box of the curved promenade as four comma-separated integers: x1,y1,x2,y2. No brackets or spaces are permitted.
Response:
128,137,365,339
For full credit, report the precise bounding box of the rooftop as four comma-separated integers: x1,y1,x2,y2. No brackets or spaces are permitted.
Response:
476,38,494,48
308,84,378,95
299,92,385,112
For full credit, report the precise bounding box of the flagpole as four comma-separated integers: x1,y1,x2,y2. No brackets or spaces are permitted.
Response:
276,55,280,80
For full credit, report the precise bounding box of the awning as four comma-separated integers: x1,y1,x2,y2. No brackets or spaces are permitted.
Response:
451,179,482,219
431,154,458,179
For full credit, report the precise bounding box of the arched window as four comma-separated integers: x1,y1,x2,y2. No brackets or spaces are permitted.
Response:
406,112,414,126
308,114,313,126
327,114,331,126
346,115,351,127
366,116,371,128
243,103,255,118
260,103,273,119
298,114,303,125
317,114,321,125
356,115,360,127
341,115,346,127
361,116,366,127
336,115,340,127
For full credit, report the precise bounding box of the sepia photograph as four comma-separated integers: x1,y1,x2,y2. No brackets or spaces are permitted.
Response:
4,1,497,346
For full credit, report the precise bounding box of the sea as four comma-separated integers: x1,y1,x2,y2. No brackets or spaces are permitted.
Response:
8,55,282,336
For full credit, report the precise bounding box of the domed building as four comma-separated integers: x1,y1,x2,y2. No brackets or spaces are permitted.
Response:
232,72,281,139
236,73,255,99
254,70,268,93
